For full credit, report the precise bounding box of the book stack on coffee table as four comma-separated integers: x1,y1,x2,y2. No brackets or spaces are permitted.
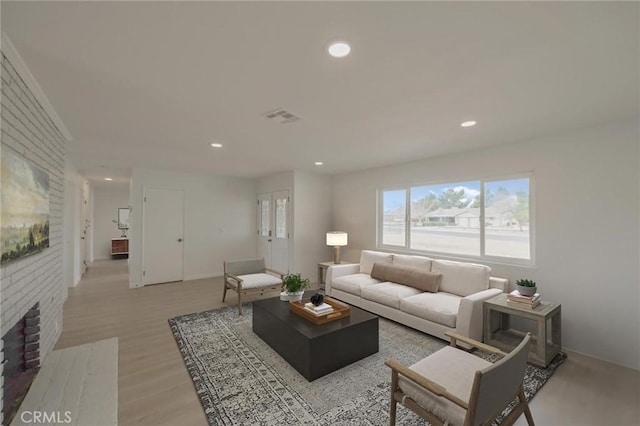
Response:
507,290,541,309
304,302,334,316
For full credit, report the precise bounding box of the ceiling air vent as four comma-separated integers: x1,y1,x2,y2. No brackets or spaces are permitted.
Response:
262,108,301,124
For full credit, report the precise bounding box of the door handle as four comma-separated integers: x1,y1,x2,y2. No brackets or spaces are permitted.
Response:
81,237,85,240
178,238,183,242
268,239,272,242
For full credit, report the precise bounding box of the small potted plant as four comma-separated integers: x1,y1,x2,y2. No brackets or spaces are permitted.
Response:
282,273,310,302
516,279,537,297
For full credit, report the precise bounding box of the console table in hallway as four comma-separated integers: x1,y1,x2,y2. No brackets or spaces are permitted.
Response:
111,238,128,257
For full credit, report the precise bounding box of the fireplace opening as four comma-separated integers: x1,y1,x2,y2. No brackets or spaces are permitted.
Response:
2,303,40,426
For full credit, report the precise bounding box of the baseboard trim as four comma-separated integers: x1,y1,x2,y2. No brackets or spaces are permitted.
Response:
184,272,223,282
562,346,639,372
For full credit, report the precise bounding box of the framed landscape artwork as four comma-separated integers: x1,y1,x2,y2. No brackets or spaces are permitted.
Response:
1,148,50,264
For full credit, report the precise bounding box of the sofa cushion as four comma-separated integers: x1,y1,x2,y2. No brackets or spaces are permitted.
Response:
432,259,490,297
359,250,393,274
400,292,461,328
361,282,422,309
393,254,433,270
331,273,381,296
370,263,442,293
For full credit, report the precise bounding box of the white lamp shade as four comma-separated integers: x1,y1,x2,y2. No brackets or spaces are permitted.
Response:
326,231,348,246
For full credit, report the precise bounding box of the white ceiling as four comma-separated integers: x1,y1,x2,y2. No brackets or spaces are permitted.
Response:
3,2,638,182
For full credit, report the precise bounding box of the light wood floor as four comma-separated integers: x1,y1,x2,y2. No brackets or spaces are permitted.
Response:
57,260,640,426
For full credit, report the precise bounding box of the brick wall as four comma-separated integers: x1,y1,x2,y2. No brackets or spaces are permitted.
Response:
1,52,67,422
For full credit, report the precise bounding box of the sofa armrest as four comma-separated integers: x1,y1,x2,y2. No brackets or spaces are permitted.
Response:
326,264,360,294
456,288,502,342
489,277,508,292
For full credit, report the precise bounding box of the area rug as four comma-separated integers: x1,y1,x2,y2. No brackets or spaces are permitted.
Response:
169,304,566,425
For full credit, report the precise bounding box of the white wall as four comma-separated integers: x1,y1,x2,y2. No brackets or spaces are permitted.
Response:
292,171,333,281
257,171,294,195
332,120,639,369
129,168,257,287
1,50,69,416
92,185,129,260
62,159,87,287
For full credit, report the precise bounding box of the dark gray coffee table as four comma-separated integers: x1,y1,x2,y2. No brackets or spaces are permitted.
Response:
252,292,379,381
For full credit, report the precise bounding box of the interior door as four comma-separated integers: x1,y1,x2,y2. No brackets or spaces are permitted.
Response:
80,182,89,275
257,193,272,267
256,191,289,274
271,190,289,274
143,188,185,285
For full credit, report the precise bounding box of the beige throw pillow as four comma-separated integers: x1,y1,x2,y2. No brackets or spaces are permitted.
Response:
370,262,442,293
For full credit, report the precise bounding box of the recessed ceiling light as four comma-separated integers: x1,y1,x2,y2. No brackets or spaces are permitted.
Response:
328,41,351,58
314,161,323,166
210,143,223,148
461,120,477,128
104,177,113,181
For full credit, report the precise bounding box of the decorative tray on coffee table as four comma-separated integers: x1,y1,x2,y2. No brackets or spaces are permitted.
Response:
289,296,351,325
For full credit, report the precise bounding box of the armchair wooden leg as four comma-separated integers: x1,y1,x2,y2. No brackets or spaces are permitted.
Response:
222,282,228,302
238,292,243,315
520,388,534,426
390,370,398,425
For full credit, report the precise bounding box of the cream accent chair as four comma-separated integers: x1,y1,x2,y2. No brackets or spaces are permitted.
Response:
385,332,533,426
223,258,284,315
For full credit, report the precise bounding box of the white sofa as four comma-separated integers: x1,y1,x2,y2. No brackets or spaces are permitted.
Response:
326,250,507,344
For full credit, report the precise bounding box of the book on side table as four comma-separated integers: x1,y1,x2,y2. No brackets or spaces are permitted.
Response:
507,290,541,309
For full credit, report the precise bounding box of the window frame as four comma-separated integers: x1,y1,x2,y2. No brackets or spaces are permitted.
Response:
377,186,410,248
377,173,535,267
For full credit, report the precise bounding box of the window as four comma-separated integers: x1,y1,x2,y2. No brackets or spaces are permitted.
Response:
410,181,481,256
260,199,270,237
484,178,530,259
379,176,532,263
381,189,406,247
275,196,288,239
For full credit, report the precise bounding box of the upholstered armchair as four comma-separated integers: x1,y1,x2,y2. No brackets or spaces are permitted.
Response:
385,332,533,426
223,258,284,315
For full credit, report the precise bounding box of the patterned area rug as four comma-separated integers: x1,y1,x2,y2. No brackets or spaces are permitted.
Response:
169,303,566,425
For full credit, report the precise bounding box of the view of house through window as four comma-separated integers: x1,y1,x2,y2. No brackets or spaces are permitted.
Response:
409,181,481,256
381,177,531,261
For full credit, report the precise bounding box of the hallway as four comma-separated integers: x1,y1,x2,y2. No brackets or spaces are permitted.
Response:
58,260,226,426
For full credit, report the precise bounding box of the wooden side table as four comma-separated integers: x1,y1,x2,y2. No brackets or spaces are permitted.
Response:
111,238,129,256
317,261,353,290
483,293,561,367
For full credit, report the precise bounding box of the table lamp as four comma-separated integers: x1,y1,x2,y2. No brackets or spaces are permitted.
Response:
326,231,348,264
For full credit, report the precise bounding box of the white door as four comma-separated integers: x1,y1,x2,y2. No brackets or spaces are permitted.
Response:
63,179,76,287
257,193,272,267
271,190,289,274
143,188,184,285
80,182,89,275
256,191,290,274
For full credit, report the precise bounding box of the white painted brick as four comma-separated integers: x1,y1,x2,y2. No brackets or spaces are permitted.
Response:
1,52,66,411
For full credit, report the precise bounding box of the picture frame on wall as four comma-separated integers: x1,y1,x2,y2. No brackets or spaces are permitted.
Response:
1,148,50,264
